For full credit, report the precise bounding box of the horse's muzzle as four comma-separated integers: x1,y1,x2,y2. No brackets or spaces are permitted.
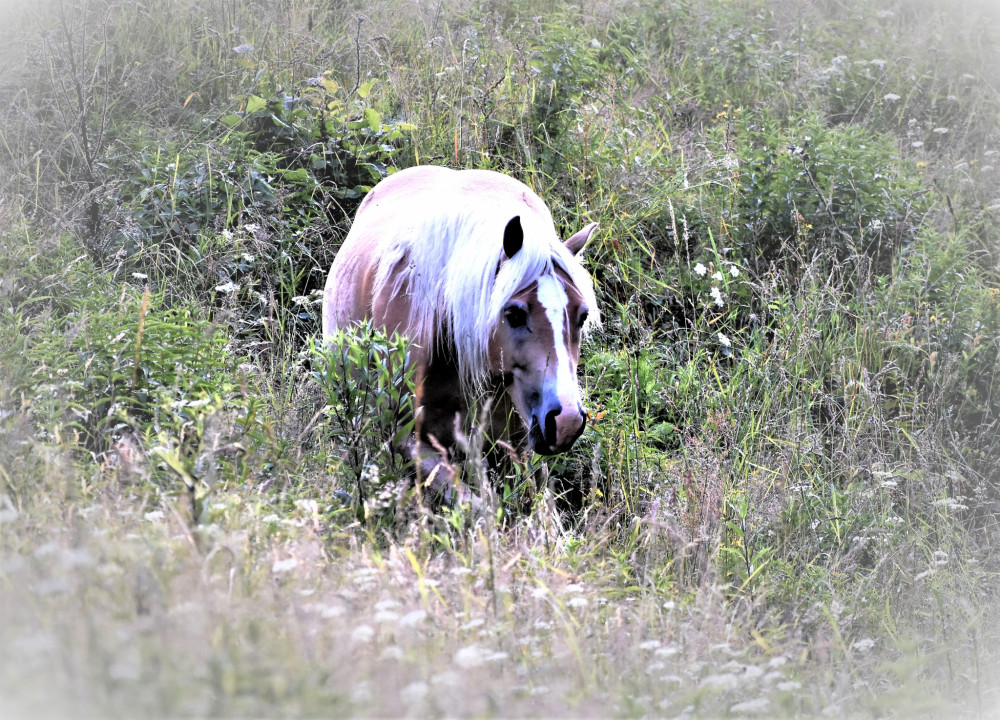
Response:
528,405,587,455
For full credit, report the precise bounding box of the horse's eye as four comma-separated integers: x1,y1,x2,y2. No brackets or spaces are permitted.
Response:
505,306,528,328
578,310,589,328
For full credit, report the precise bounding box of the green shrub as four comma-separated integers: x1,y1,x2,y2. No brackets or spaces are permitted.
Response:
308,322,415,521
0,228,236,454
730,111,926,280
102,73,416,352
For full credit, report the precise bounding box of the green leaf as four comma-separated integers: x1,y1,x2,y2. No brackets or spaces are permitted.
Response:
320,74,340,94
276,167,312,184
245,95,267,114
364,107,382,133
356,78,378,99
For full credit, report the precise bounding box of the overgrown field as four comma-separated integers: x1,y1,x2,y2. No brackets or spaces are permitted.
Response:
2,0,999,716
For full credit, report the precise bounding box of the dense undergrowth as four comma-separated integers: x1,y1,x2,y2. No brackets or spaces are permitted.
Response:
1,0,999,716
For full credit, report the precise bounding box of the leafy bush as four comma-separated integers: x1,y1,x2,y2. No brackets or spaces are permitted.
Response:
236,73,414,206
729,111,926,280
308,322,415,521
99,73,416,355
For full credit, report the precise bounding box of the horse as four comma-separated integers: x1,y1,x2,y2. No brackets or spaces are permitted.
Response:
322,165,599,507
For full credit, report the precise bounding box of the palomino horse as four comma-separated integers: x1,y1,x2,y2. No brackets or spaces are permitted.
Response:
322,165,599,506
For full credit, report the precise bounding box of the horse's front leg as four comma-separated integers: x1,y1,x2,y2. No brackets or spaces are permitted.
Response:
410,437,482,514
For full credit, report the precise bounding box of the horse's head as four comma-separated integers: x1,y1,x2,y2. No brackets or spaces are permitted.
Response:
489,218,599,455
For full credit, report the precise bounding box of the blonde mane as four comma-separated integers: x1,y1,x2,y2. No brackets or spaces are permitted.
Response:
369,173,599,393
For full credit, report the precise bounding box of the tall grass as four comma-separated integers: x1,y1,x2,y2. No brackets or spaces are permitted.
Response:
1,0,999,716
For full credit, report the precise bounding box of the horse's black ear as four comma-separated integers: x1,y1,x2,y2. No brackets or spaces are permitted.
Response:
503,216,523,259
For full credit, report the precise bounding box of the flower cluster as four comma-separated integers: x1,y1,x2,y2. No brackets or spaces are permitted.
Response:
692,259,740,309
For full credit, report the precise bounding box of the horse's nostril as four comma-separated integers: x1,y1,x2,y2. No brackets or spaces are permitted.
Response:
544,408,560,448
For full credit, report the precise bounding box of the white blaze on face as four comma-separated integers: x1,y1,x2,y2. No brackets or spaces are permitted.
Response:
535,272,578,408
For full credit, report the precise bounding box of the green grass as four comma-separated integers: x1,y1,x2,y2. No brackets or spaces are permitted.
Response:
1,0,999,716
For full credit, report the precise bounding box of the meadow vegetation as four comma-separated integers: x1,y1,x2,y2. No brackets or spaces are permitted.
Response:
1,0,999,716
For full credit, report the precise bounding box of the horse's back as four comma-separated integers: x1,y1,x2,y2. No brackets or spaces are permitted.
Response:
322,165,555,339
355,165,549,227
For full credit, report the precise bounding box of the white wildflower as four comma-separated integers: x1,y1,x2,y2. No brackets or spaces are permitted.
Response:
693,262,707,276
730,698,770,715
430,670,461,688
567,596,588,608
454,644,486,668
349,682,372,703
400,681,429,706
883,93,901,102
271,558,298,574
379,646,404,661
932,127,949,134
852,637,876,653
711,270,724,282
717,332,732,348
729,264,740,277
374,609,400,624
0,495,18,525
350,625,375,644
131,272,148,280
143,510,164,521
710,286,724,307
215,281,238,294
935,497,968,512
399,610,428,628
700,673,739,691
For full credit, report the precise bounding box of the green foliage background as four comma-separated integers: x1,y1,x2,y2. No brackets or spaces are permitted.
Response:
0,0,998,716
